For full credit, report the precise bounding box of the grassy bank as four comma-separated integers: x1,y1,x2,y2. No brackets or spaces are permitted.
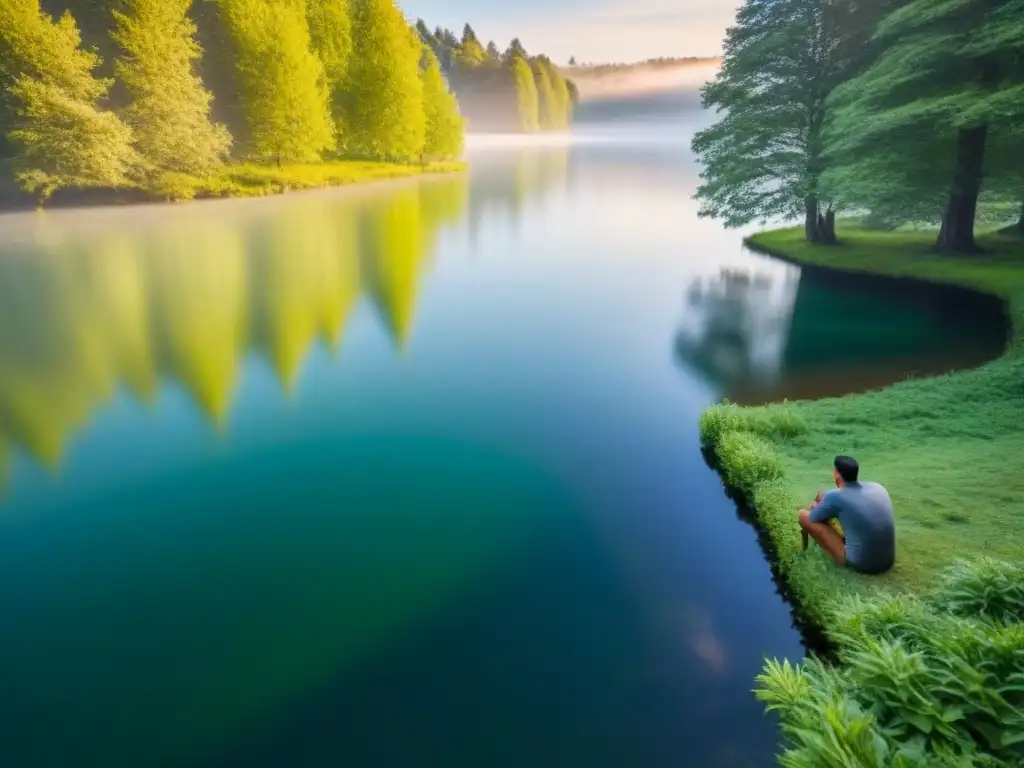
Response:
701,225,1024,764
0,160,468,209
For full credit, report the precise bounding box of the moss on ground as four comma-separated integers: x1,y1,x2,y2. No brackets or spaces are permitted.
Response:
700,225,1024,627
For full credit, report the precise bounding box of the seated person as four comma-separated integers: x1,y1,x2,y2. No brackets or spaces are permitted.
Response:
797,455,895,575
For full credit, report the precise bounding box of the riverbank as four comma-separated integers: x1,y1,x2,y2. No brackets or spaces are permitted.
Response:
701,224,1024,762
0,160,468,210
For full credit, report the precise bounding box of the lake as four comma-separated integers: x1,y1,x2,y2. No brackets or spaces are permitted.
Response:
0,93,1005,768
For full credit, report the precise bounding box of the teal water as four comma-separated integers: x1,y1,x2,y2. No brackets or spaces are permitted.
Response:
0,104,1004,768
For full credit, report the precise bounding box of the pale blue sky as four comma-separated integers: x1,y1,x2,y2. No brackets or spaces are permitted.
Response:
399,0,740,65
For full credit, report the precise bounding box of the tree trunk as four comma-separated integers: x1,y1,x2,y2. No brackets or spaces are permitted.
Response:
936,125,987,252
821,207,838,244
804,196,821,243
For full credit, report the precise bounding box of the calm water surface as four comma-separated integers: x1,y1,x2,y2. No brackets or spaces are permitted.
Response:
0,99,1002,768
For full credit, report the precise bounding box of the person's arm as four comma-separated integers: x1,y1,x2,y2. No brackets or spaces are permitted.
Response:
808,491,838,524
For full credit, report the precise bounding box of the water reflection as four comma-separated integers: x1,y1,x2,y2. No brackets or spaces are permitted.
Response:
676,261,1006,404
0,155,572,478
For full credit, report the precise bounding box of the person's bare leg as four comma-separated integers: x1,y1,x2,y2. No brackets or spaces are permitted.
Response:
798,508,845,565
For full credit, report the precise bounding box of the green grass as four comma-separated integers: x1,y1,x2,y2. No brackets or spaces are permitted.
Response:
702,224,1024,625
704,225,1024,764
156,159,467,202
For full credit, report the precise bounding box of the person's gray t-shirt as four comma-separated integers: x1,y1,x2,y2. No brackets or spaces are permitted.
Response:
809,481,895,573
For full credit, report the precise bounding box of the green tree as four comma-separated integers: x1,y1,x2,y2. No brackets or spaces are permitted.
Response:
538,56,570,128
221,0,334,164
484,40,500,66
306,0,352,140
455,22,486,68
0,0,137,199
502,37,526,65
344,0,425,161
420,46,463,161
690,0,845,243
825,0,1024,251
531,56,557,129
111,0,231,181
509,53,539,132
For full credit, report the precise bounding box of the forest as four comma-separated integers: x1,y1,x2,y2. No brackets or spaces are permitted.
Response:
415,22,577,134
0,0,466,205
692,0,1024,252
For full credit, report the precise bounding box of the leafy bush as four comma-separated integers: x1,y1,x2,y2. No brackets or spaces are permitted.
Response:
928,558,1024,625
757,561,1024,767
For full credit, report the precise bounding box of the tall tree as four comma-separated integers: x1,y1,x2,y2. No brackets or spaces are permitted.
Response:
0,0,137,199
111,0,231,180
538,56,570,128
531,56,558,129
221,0,334,164
825,0,1024,251
455,22,486,68
344,0,425,161
306,0,353,142
420,46,463,160
484,40,500,66
691,0,845,243
509,52,539,132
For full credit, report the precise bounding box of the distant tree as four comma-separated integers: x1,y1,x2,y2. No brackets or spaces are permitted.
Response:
568,55,576,65
455,22,486,68
306,0,353,141
690,0,845,243
221,0,334,164
539,56,570,128
111,0,231,180
502,37,526,64
0,0,137,199
415,18,434,46
344,0,425,161
420,46,464,160
485,40,500,66
510,55,539,132
530,56,558,129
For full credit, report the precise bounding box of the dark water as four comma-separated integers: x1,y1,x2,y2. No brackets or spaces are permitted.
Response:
0,98,1005,768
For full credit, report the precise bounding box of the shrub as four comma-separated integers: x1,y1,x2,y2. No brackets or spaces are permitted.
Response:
758,561,1024,766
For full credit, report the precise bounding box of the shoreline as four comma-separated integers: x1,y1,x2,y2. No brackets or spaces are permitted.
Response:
704,224,1023,623
702,223,1024,759
0,159,468,214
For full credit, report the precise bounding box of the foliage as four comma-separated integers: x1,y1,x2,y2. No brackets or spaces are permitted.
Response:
111,0,231,179
758,571,1024,766
510,54,540,132
0,0,137,198
306,0,352,138
454,22,486,69
344,0,425,162
824,0,1024,247
690,0,845,236
220,0,334,163
420,47,464,161
531,57,557,129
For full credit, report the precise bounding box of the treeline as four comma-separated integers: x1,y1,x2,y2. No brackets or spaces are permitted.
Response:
0,0,465,203
564,56,720,73
693,0,1024,251
415,22,577,134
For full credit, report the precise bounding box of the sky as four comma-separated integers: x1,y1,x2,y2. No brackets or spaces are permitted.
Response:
399,0,741,66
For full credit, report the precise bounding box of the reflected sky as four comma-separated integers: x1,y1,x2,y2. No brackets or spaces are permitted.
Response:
0,121,812,768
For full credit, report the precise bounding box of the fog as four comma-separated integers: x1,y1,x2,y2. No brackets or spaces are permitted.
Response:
564,62,720,102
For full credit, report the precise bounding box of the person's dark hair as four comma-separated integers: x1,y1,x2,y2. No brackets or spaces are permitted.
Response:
834,455,859,483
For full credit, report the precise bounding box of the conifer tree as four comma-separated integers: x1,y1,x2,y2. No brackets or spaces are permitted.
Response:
420,46,463,160
455,22,486,68
344,0,425,161
306,0,351,140
111,0,231,179
0,0,137,199
221,0,334,164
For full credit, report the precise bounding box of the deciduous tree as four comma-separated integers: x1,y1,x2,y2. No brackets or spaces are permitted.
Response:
420,46,464,160
221,0,334,164
691,0,845,243
111,0,231,179
344,0,425,161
